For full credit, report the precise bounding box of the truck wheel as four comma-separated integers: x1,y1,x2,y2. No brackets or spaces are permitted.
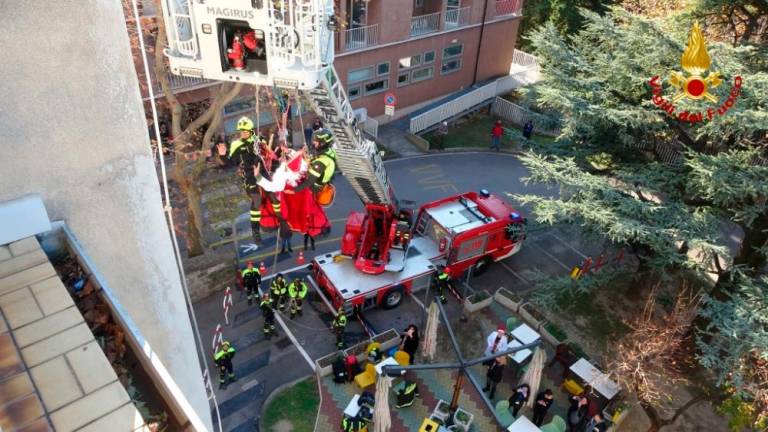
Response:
472,256,493,276
382,286,404,309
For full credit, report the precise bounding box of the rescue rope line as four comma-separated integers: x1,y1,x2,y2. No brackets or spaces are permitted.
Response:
130,1,222,430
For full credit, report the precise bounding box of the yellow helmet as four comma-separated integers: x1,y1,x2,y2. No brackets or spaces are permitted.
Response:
236,116,255,131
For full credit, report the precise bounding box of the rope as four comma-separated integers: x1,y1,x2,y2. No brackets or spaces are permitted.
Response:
129,1,222,431
256,85,261,137
296,89,308,150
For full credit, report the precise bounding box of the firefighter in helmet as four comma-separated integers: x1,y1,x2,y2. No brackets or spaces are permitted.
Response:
217,116,283,246
289,128,337,199
241,261,261,306
331,305,347,349
260,293,276,338
434,265,450,304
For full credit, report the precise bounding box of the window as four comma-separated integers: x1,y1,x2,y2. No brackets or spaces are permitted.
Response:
397,72,410,87
415,0,423,6
348,66,375,83
411,66,433,83
377,62,390,76
442,44,464,59
398,54,422,69
348,85,362,100
424,50,435,63
441,58,462,75
364,79,389,95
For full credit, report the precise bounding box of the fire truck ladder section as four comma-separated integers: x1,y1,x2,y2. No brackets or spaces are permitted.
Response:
301,67,393,206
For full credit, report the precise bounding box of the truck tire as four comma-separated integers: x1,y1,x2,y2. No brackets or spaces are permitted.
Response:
382,286,404,309
472,256,493,276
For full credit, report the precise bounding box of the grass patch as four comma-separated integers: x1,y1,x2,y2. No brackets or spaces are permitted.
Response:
422,114,555,150
555,290,630,349
262,378,319,432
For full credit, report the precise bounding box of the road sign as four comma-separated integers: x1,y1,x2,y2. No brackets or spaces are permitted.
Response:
384,92,397,106
385,105,395,116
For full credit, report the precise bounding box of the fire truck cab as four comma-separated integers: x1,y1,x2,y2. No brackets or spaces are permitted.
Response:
312,190,526,311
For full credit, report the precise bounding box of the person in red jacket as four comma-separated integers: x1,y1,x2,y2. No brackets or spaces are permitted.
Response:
490,120,504,151
227,34,245,71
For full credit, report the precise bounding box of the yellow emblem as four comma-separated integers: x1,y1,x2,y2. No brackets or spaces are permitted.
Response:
669,22,722,103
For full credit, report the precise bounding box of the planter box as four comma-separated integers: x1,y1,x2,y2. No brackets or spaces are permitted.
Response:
314,351,340,377
431,399,452,424
494,287,523,313
463,290,493,314
452,407,474,431
518,303,546,330
538,325,560,346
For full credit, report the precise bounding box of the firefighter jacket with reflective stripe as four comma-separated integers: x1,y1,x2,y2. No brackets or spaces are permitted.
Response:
288,281,308,299
214,345,236,363
333,313,347,329
241,268,261,285
271,279,287,295
293,148,336,192
437,271,449,281
260,300,275,318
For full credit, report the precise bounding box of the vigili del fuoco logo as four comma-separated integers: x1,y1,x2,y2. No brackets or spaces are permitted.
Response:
649,22,743,124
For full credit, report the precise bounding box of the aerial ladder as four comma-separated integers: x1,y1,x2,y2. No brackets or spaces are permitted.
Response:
160,0,407,274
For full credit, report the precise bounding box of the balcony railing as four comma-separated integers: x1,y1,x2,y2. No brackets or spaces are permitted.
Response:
344,23,379,52
495,0,523,16
411,12,441,37
148,74,215,99
444,7,471,29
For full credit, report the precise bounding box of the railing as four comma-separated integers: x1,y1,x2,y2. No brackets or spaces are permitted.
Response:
409,51,541,134
344,23,379,52
363,117,379,139
444,7,471,29
148,74,215,98
512,49,539,69
495,0,523,17
490,97,561,136
411,12,441,37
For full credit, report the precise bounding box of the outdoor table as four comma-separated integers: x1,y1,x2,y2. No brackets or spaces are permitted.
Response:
375,356,400,376
507,339,533,365
343,394,362,418
569,358,620,400
507,415,542,432
511,323,541,345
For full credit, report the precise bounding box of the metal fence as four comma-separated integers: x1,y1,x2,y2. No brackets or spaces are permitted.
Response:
409,51,541,134
363,117,379,139
344,24,379,52
444,7,471,29
495,0,523,16
411,12,441,37
490,97,561,136
512,49,539,70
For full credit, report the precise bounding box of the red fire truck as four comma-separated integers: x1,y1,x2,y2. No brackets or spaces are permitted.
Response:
311,190,526,311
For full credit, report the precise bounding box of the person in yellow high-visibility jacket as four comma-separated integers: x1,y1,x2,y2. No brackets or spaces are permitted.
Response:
288,276,309,318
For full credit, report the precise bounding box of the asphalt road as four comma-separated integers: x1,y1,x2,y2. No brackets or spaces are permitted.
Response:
195,152,600,431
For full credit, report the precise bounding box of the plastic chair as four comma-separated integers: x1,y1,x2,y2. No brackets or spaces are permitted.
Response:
540,415,566,432
354,363,376,389
562,377,584,396
394,350,411,366
494,400,514,427
366,342,381,356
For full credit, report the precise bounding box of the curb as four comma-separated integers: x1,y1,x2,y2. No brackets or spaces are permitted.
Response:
257,373,315,432
427,147,522,155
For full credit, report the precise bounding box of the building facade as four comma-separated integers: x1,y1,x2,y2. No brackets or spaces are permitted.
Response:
335,0,523,118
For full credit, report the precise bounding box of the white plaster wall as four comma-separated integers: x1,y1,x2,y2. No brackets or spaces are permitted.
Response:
0,2,213,430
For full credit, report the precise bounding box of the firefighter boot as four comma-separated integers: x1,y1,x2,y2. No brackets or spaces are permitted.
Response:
251,222,262,245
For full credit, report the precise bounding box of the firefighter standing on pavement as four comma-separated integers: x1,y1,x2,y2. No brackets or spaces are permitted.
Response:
288,276,309,318
270,273,288,311
214,341,236,389
332,306,347,349
434,265,450,304
260,293,276,338
340,416,366,432
241,261,261,306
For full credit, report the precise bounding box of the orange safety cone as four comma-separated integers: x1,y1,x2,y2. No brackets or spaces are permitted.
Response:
259,261,267,275
297,251,305,265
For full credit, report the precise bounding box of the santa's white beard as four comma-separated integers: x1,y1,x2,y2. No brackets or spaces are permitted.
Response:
256,158,308,192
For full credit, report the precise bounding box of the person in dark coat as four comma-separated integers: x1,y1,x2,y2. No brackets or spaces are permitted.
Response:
532,389,554,426
584,413,607,432
522,120,534,139
567,394,589,432
481,356,506,399
399,324,420,363
509,383,530,417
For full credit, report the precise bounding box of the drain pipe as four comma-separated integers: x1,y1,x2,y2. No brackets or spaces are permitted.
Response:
472,0,490,85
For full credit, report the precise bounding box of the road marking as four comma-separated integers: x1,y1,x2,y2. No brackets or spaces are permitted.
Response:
548,232,589,260
241,379,260,391
528,241,571,271
238,236,341,263
411,163,460,193
409,292,426,311
499,261,529,284
273,302,315,371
